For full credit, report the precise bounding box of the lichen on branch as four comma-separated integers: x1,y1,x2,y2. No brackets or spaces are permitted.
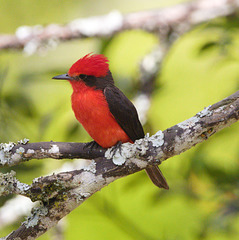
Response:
1,89,238,239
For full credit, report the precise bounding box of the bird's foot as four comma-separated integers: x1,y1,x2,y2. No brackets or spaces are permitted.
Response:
110,141,122,156
83,141,102,151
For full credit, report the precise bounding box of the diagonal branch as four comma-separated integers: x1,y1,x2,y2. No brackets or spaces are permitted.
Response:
0,0,238,53
1,90,238,239
1,91,238,169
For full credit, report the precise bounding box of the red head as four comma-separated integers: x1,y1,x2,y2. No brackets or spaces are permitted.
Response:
52,53,114,91
68,53,109,78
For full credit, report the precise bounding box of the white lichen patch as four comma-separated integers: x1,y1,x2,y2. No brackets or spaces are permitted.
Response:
111,151,126,165
32,177,39,185
149,130,164,147
0,170,30,196
81,192,91,198
130,157,148,169
145,132,150,138
0,171,16,195
106,137,153,167
82,160,96,173
105,142,135,166
16,147,25,154
0,142,16,166
16,181,30,193
0,142,15,152
48,145,59,154
214,105,226,113
27,149,35,154
25,206,48,228
198,105,212,117
135,137,149,155
0,150,5,164
11,153,22,164
74,172,106,199
177,116,199,129
147,155,154,162
18,138,29,145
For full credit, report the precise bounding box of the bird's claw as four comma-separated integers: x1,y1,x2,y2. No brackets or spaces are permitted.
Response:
110,141,122,156
83,141,101,151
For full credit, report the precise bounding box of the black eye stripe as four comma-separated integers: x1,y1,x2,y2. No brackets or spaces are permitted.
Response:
79,74,87,80
76,71,114,90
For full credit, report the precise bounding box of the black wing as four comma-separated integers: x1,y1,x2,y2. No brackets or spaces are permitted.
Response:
104,86,169,190
104,86,144,141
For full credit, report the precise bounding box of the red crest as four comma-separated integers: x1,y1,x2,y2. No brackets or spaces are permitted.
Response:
68,53,109,78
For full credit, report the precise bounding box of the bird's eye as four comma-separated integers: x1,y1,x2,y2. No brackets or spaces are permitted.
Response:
79,74,87,80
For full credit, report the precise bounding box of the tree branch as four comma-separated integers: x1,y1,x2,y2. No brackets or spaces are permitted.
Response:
0,0,238,53
1,90,238,169
0,141,105,168
1,0,239,237
1,90,238,239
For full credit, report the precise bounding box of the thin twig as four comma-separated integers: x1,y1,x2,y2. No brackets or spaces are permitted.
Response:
0,0,238,53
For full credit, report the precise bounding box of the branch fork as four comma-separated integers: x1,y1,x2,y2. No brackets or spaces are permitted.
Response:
0,91,238,239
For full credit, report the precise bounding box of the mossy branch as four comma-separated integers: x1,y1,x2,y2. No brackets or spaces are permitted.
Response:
1,90,238,239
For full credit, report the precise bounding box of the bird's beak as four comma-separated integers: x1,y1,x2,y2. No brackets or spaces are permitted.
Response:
52,74,74,81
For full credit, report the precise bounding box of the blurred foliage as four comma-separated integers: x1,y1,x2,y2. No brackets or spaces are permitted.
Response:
0,0,239,240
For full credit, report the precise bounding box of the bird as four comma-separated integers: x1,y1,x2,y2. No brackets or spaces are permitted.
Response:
52,53,169,189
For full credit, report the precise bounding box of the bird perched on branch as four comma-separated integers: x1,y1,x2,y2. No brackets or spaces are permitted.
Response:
53,53,168,189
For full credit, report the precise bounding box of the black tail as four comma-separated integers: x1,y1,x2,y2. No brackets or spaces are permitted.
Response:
145,166,169,189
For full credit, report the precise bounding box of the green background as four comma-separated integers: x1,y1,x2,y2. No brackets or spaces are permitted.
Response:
0,0,238,239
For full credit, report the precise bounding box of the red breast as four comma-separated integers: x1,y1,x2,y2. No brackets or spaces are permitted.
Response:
71,80,131,148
